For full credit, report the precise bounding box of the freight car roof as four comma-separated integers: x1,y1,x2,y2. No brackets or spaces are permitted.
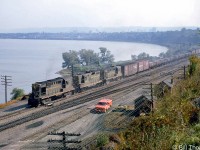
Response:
119,60,148,66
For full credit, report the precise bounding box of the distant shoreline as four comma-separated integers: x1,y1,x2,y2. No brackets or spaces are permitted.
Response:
0,29,199,52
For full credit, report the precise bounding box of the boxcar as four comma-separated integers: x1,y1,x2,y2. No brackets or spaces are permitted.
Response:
149,61,156,68
143,60,149,70
138,61,144,72
121,61,138,77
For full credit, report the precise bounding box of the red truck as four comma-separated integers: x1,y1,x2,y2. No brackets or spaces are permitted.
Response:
95,99,112,113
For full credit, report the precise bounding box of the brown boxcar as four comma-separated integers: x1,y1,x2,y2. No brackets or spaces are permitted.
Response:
121,60,149,77
138,61,144,72
138,60,149,72
143,60,149,70
121,61,138,77
149,61,156,68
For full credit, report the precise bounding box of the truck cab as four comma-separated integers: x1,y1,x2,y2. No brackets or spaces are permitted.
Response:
95,99,112,113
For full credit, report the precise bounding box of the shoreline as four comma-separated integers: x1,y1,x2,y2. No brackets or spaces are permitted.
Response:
0,39,181,104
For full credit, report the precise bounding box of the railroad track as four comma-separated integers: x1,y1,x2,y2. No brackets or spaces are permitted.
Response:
0,59,179,123
21,67,179,150
0,108,33,121
0,58,188,132
19,59,188,150
79,69,187,149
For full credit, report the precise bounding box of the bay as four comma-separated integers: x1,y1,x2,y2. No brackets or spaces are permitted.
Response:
0,39,167,103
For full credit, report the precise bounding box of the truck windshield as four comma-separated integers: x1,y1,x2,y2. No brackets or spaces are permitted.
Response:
98,102,107,105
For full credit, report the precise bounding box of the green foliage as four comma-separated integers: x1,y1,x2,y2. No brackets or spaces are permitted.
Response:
137,52,149,60
62,50,79,68
159,52,165,58
131,54,137,61
153,84,169,98
10,88,25,100
193,123,200,132
181,136,200,146
99,47,114,64
188,55,200,76
79,49,100,66
96,134,109,147
62,47,114,69
117,56,200,149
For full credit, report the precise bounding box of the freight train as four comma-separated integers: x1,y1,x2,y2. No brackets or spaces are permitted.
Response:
28,49,200,107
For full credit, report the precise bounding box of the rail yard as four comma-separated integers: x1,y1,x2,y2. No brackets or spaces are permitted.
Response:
0,51,197,149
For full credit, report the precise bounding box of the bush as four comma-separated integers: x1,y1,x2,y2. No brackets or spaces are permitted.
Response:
10,88,25,100
182,136,200,146
96,134,109,147
193,124,200,132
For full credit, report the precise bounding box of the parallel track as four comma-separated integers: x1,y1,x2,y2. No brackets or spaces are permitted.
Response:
0,58,188,132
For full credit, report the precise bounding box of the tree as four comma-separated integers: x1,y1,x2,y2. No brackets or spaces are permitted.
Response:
99,47,114,64
188,55,200,76
62,47,115,69
159,52,165,58
137,52,149,60
131,54,137,61
62,50,79,68
10,88,25,100
79,49,100,66
99,47,107,63
96,134,109,147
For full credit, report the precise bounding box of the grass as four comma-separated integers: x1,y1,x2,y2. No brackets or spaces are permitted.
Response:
0,100,18,109
92,56,200,149
0,96,25,109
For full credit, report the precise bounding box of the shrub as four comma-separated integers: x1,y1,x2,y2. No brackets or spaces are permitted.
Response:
96,134,109,147
193,124,200,132
10,88,25,100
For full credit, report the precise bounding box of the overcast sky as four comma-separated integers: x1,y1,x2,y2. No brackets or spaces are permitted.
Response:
0,0,199,31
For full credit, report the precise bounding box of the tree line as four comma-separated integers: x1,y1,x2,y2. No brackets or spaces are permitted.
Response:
1,28,199,46
62,47,114,68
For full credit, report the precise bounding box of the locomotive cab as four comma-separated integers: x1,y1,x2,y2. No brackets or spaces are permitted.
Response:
28,77,74,107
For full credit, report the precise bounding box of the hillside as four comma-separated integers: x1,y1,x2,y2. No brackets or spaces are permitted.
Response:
92,55,200,150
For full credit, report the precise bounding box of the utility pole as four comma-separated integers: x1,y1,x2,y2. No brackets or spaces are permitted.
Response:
48,131,81,149
71,64,74,78
1,75,12,103
150,83,153,110
183,66,186,79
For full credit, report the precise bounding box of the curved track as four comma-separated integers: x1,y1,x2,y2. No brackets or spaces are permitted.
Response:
0,58,188,132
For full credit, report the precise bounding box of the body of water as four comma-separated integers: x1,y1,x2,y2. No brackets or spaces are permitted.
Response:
0,39,167,103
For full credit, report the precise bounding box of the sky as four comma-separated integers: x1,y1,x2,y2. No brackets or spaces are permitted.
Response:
0,0,199,31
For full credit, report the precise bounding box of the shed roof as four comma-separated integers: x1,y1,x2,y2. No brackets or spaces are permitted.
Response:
162,79,173,88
